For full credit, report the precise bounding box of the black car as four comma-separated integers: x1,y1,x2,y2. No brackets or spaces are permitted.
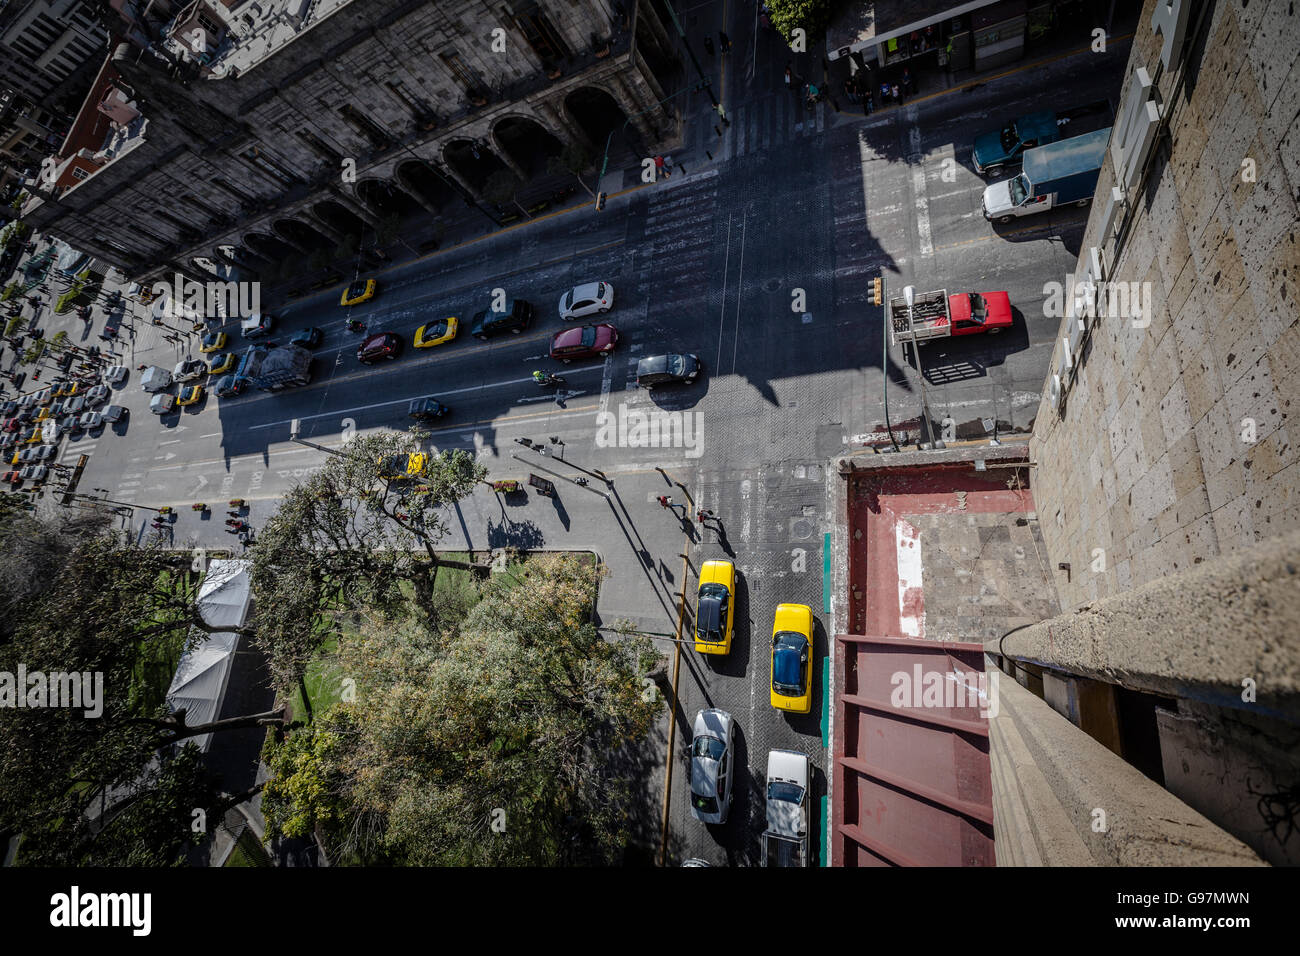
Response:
408,397,449,422
470,299,534,340
358,332,402,364
636,353,702,388
290,327,323,348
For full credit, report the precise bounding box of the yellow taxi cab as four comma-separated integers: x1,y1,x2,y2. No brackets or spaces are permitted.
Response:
377,452,426,480
414,316,458,348
341,278,377,307
208,352,236,375
177,385,205,406
694,559,736,655
34,407,51,422
199,332,227,353
770,603,814,713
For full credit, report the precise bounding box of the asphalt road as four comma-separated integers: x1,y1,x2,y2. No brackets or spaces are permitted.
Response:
21,13,1135,866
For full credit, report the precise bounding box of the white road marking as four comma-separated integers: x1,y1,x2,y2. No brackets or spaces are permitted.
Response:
908,121,934,257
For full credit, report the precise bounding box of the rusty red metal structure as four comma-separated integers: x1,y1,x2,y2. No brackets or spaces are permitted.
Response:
832,634,994,866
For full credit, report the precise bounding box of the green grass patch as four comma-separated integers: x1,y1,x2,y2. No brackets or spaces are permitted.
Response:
223,828,272,867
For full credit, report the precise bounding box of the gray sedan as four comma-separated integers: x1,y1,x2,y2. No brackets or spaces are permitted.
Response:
689,708,735,825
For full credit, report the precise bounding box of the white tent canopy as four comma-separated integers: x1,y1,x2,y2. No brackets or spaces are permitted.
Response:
164,560,252,752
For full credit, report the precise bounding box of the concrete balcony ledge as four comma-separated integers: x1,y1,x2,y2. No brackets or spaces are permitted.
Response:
992,676,1266,866
988,529,1300,722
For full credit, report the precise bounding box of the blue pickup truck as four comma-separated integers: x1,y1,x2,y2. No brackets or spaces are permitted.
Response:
972,100,1111,176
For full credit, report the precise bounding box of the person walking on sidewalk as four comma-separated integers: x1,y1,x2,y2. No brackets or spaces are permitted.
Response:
718,30,731,53
654,155,668,179
784,63,793,89
657,494,672,509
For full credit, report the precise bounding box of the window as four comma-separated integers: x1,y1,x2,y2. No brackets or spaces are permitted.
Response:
71,167,89,181
439,52,483,97
505,4,571,63
240,146,298,187
337,104,390,148
296,129,342,162
211,177,253,202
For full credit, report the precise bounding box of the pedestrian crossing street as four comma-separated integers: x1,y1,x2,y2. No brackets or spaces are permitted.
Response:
709,91,829,162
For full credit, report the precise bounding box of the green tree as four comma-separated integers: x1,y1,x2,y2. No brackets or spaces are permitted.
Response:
249,430,485,689
547,142,597,198
261,554,663,865
482,169,530,219
767,0,836,47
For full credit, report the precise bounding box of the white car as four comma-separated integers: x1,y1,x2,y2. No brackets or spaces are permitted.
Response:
105,365,128,385
173,359,206,383
19,464,47,482
558,281,614,321
32,444,57,461
85,384,109,406
150,393,176,415
762,750,810,867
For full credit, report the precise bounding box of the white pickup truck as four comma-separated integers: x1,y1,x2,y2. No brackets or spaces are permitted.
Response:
762,749,810,867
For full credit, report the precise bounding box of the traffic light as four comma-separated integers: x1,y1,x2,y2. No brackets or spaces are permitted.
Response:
870,277,884,306
595,191,607,212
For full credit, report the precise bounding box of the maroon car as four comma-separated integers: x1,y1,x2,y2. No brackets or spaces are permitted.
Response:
357,331,402,364
548,323,618,363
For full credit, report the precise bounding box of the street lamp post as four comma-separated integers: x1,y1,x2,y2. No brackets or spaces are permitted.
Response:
903,285,936,449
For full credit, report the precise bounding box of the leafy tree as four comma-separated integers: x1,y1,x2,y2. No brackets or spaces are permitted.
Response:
249,430,485,689
767,0,837,47
547,142,597,198
482,169,530,219
261,554,663,865
0,526,280,865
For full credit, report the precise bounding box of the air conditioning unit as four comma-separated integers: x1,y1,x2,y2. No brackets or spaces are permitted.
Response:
1048,373,1062,410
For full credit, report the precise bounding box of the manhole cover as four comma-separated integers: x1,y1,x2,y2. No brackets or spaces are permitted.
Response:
762,278,782,293
791,518,814,539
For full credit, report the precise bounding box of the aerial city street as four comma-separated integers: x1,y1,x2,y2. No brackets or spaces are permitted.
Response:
0,0,1296,901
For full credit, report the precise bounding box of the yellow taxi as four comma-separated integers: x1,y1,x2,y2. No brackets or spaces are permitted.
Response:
34,407,51,422
341,278,377,307
414,316,458,348
208,352,236,375
177,385,205,407
694,559,736,655
378,452,427,480
769,603,814,714
200,332,227,353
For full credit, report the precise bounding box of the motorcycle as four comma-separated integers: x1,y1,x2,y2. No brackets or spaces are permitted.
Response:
534,373,566,387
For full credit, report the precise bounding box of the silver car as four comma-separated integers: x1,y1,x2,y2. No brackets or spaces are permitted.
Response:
85,384,110,406
105,365,128,385
79,411,103,430
558,280,614,321
689,708,735,824
19,464,47,482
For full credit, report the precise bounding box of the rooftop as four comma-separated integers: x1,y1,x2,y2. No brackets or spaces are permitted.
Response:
160,0,352,77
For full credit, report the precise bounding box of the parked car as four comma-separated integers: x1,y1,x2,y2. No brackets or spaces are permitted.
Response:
470,299,534,340
173,358,206,382
214,375,247,399
2,417,19,433
208,352,236,374
199,332,227,353
84,384,109,406
1,470,19,484
100,404,128,423
0,401,16,416
341,279,377,306
636,354,702,388
240,312,274,338
548,323,618,363
32,443,56,460
18,464,47,482
414,317,457,348
140,366,172,392
558,281,614,321
0,433,15,449
357,331,402,364
694,559,736,655
59,415,81,434
79,411,103,430
150,393,176,415
770,603,815,714
762,750,810,867
64,395,86,415
289,327,322,348
177,385,205,406
104,365,129,385
689,709,735,824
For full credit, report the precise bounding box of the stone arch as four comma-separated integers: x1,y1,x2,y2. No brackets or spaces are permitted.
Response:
355,177,414,217
395,159,463,213
274,217,334,250
312,200,367,238
492,113,565,179
443,138,510,192
243,232,293,261
563,85,631,150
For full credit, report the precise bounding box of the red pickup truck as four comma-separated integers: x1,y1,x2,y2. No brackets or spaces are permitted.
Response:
888,289,1012,345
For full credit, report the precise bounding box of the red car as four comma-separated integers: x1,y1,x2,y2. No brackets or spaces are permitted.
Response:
548,323,618,363
2,470,20,484
947,291,1013,335
358,331,402,364
2,417,20,432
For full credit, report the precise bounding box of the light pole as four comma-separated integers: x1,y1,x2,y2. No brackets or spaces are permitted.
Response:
289,418,348,458
903,285,935,448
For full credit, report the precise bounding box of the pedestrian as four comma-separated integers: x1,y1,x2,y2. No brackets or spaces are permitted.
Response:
703,35,714,56
784,64,793,89
892,83,901,105
881,81,891,105
719,30,731,53
844,74,858,104
657,494,671,509
902,67,914,95
662,154,674,176
653,155,667,179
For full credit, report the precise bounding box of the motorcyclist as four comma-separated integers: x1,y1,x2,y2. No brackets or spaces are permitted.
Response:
532,370,550,385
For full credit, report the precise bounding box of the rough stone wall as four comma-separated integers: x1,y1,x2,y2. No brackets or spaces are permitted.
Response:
1030,0,1300,611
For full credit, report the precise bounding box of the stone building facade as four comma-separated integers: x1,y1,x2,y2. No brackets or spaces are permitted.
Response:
23,0,679,281
1031,0,1299,611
